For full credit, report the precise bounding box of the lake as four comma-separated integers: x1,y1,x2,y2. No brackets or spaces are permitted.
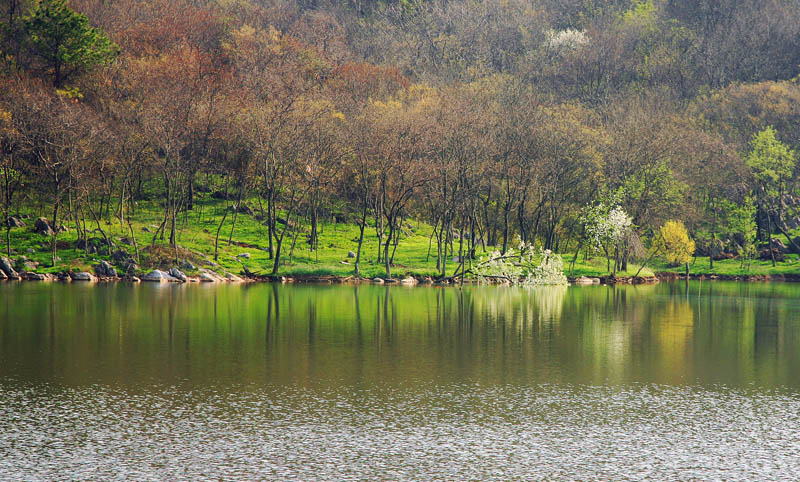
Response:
1,281,799,481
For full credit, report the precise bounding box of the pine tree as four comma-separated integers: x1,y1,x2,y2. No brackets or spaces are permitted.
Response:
25,0,118,87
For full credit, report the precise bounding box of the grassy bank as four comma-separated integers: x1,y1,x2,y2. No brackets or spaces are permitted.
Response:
7,195,800,281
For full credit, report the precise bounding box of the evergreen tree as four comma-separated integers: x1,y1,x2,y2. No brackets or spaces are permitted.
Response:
24,0,118,87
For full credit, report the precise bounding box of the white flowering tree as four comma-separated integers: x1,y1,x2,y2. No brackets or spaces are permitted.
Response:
471,239,567,286
578,202,633,275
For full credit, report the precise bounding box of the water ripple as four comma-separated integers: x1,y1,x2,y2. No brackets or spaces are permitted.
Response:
1,382,798,481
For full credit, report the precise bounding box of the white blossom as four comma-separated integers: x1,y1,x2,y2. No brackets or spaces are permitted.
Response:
472,239,567,286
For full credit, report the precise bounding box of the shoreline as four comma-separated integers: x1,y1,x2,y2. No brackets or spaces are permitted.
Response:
3,269,797,285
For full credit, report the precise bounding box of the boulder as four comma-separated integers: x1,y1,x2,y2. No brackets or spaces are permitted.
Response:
168,268,188,282
574,276,595,285
34,217,54,236
56,272,71,282
18,259,38,271
372,277,385,284
759,248,785,262
70,272,96,282
237,253,251,260
76,237,114,254
347,251,357,258
180,260,196,271
6,216,24,228
772,238,790,254
0,257,20,279
400,277,418,285
21,272,47,281
233,203,254,216
198,271,218,282
94,260,117,278
111,250,132,263
141,269,177,282
224,272,244,282
0,269,6,280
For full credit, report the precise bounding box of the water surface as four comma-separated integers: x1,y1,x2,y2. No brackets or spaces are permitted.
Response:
1,281,798,480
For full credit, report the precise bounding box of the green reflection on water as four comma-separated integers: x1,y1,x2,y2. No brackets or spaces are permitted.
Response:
0,281,798,389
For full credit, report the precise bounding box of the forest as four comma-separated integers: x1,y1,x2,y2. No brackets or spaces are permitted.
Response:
3,0,800,279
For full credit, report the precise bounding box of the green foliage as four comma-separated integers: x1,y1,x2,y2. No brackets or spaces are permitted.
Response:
722,198,757,270
653,220,695,266
746,126,796,188
24,0,119,87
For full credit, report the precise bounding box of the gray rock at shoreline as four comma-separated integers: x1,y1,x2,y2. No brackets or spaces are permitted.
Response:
21,272,48,281
401,277,417,285
224,272,244,282
141,269,177,282
169,268,188,282
94,260,117,278
372,277,384,284
70,272,96,282
0,257,20,279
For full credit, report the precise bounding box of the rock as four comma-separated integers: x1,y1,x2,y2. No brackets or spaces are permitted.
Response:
0,269,6,280
76,237,114,254
141,269,177,282
70,272,96,282
56,272,71,282
233,203,254,216
339,260,349,265
34,217,55,236
18,260,38,271
111,250,132,263
347,251,356,258
759,247,785,262
0,257,20,279
198,272,218,282
124,276,141,283
772,238,789,254
237,253,251,260
400,277,417,285
180,260,196,271
224,272,244,282
574,276,595,285
372,277,385,284
6,216,24,228
94,260,117,278
21,272,47,281
169,268,188,282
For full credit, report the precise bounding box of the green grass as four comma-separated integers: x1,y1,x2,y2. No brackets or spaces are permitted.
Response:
653,254,800,277
4,194,800,280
